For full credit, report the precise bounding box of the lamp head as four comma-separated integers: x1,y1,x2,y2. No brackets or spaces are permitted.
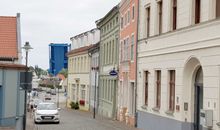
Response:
22,42,33,52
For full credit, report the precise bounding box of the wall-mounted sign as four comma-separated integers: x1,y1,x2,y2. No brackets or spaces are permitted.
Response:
109,69,118,76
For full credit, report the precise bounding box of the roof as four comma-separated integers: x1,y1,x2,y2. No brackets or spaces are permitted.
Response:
56,74,65,80
67,44,95,56
96,4,119,27
70,28,98,40
49,43,70,47
0,16,18,59
0,63,26,70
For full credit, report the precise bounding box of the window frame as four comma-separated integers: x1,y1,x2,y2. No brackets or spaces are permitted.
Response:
155,70,161,109
195,0,201,24
168,70,175,111
144,71,149,106
158,1,163,34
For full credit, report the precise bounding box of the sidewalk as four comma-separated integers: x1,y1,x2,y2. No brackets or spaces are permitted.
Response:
65,107,140,130
0,127,15,130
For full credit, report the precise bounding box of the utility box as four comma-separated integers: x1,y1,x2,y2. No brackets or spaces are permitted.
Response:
200,109,213,127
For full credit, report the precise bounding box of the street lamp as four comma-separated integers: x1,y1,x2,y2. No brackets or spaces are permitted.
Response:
22,41,33,130
92,66,99,119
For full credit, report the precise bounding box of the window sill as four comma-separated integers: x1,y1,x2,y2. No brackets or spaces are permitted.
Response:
165,110,174,116
152,107,160,112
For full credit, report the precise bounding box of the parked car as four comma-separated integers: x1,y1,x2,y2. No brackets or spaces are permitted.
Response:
34,102,60,124
44,94,51,101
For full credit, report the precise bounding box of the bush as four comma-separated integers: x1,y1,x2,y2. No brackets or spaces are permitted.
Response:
70,102,75,109
75,102,79,110
70,101,79,110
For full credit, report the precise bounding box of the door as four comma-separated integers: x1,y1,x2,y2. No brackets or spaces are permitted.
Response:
194,67,203,130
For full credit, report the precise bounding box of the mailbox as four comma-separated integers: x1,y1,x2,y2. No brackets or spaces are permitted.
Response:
200,109,213,127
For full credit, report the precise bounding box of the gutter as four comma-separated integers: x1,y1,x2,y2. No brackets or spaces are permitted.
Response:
134,0,140,128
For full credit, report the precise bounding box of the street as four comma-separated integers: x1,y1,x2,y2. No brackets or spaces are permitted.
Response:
27,91,139,130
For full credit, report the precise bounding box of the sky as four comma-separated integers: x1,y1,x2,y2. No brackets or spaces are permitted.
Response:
0,0,120,69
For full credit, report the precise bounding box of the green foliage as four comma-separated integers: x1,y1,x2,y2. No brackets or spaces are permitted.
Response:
58,68,68,78
34,65,47,78
70,101,79,110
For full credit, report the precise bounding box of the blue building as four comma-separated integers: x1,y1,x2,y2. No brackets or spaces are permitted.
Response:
49,43,70,75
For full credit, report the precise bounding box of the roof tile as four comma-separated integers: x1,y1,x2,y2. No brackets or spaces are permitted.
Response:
0,16,18,59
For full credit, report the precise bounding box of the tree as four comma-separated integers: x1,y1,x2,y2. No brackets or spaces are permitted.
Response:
58,68,68,78
34,65,47,78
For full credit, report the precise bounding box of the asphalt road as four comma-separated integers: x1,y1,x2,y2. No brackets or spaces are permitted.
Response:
27,91,139,130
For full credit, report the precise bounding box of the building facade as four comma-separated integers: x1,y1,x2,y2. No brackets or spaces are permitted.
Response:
96,5,120,119
118,0,138,126
88,43,100,113
137,0,220,130
67,29,100,111
70,28,100,50
0,64,26,129
0,14,27,129
49,43,70,75
67,45,93,111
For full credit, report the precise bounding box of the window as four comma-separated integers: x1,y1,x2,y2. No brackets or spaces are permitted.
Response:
104,44,106,64
125,13,127,26
120,41,123,62
126,38,129,60
155,70,161,108
195,0,200,24
158,1,163,34
146,7,151,37
216,0,220,18
123,39,126,61
169,70,175,111
131,35,134,61
128,11,130,23
144,71,149,106
81,85,86,100
121,17,124,28
172,0,177,30
132,6,135,20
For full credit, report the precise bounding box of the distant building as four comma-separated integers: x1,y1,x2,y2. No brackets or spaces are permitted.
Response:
96,5,120,119
118,0,138,126
67,29,100,111
70,28,100,50
67,45,94,111
49,43,70,75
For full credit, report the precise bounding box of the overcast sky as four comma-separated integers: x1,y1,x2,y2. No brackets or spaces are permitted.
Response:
0,0,120,69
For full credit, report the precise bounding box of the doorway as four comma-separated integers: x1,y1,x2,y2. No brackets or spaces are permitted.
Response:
194,67,203,130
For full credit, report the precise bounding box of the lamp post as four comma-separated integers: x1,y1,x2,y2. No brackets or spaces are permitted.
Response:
22,42,33,130
93,66,99,119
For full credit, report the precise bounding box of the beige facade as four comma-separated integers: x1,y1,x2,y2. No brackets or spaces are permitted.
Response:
137,0,220,130
67,46,91,111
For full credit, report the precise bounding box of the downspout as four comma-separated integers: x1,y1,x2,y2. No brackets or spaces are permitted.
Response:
134,0,140,128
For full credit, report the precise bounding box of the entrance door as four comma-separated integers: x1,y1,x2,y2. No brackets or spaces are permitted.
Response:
194,67,203,130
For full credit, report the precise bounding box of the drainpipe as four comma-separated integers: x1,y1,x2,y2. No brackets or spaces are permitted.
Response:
134,0,140,128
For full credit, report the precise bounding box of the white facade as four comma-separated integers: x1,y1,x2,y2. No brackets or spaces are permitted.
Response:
137,0,220,130
70,28,100,50
68,53,91,111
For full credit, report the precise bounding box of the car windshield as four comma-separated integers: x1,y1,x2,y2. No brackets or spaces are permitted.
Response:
37,103,57,110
